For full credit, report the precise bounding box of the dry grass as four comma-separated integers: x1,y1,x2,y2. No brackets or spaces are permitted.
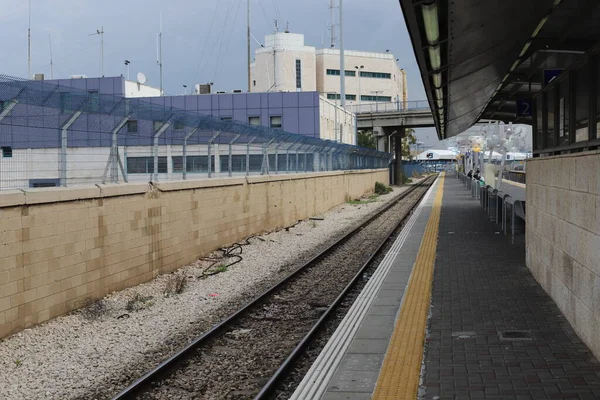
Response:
163,273,188,297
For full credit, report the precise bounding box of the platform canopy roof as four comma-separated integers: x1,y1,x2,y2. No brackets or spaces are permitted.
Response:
399,0,600,139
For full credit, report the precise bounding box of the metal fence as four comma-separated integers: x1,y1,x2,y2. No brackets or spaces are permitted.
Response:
0,75,391,191
345,100,430,114
502,170,526,184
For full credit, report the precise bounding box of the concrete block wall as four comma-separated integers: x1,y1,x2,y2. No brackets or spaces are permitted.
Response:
526,151,600,358
0,169,388,338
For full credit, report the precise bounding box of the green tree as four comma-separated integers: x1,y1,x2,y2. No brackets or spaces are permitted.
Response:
357,130,377,149
401,128,417,160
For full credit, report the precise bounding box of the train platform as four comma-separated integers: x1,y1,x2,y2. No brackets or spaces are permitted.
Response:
292,173,600,400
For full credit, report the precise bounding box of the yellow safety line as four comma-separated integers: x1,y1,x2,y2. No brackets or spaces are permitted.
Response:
372,172,445,400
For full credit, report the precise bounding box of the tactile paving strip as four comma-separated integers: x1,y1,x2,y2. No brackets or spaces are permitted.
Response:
371,173,445,400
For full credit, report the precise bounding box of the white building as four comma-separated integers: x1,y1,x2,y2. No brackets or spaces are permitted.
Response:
123,80,162,98
251,32,317,93
251,32,407,106
316,48,406,106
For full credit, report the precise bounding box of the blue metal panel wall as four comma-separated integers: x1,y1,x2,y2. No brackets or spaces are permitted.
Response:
0,77,324,149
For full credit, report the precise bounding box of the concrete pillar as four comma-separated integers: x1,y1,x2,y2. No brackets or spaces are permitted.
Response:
393,128,405,185
373,126,388,153
377,136,386,152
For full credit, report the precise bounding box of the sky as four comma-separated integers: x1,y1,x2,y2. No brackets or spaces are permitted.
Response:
0,0,441,147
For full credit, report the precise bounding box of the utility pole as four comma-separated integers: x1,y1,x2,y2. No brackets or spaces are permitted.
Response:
49,33,54,79
157,14,163,95
247,0,251,92
355,65,364,105
329,0,337,48
89,27,105,76
339,0,346,108
28,0,31,79
124,60,130,80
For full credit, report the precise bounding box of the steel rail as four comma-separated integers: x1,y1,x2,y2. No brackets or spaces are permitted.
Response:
112,175,437,399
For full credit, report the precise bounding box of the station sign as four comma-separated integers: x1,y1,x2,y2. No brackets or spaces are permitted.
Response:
516,99,532,117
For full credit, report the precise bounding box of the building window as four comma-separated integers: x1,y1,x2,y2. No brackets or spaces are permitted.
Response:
88,90,99,112
360,71,391,79
327,93,356,101
174,119,185,131
253,80,256,87
221,116,232,121
228,155,246,172
270,116,282,128
360,95,392,102
326,69,356,77
29,179,59,188
172,156,214,173
126,120,138,133
127,156,167,174
574,64,589,142
60,92,72,114
295,59,302,90
249,116,260,125
1,146,12,158
153,121,164,133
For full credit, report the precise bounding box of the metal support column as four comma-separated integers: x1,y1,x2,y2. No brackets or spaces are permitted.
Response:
102,116,129,184
153,120,171,181
246,136,257,176
393,128,405,185
260,138,277,175
59,110,82,187
207,130,221,178
0,99,18,122
182,127,199,180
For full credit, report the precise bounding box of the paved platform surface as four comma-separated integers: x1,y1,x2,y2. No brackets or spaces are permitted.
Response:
421,177,600,399
294,175,600,399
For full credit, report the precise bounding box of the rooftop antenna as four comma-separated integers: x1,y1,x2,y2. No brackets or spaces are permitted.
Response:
49,33,54,79
339,0,346,107
247,0,251,92
89,27,104,76
124,60,131,80
273,19,279,33
28,0,31,79
157,13,163,96
329,0,338,48
285,21,289,33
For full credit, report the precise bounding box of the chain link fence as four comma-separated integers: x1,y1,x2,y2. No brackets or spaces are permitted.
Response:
0,75,390,191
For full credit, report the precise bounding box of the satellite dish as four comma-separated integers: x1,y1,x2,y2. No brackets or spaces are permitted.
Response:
137,72,147,84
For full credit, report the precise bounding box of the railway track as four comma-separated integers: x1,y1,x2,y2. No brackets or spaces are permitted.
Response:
112,175,437,400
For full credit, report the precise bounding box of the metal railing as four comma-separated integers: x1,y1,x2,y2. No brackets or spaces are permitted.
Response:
502,170,526,184
346,100,430,114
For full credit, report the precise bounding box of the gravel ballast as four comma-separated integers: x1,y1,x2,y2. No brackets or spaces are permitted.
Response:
138,181,431,400
0,182,419,400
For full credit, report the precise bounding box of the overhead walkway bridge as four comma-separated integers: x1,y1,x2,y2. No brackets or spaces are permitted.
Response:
347,100,435,184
